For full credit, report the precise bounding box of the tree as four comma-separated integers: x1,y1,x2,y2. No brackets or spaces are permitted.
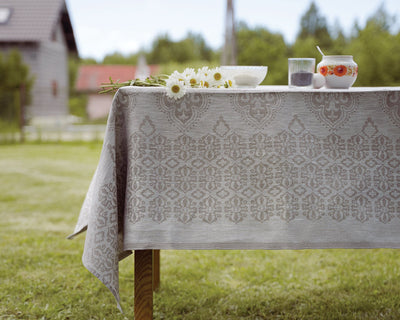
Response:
68,56,79,95
181,32,214,61
0,50,34,90
146,32,214,64
102,52,139,65
236,23,288,84
147,34,176,64
349,5,399,86
291,36,321,62
0,50,34,132
297,2,333,50
292,20,349,60
392,32,400,85
368,3,396,32
331,20,350,55
80,57,98,65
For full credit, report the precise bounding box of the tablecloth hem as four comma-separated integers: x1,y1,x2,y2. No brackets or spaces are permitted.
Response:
124,241,400,250
66,224,87,240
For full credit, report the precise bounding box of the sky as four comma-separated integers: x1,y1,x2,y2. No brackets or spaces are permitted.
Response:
66,0,400,61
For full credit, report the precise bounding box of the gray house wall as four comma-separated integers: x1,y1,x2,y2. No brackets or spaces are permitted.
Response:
33,22,69,118
0,0,78,122
0,24,68,119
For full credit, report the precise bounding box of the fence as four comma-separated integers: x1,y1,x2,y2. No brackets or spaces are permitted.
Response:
22,124,106,142
1,86,106,143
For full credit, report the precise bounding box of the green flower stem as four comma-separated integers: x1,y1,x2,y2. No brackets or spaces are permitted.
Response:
99,75,168,94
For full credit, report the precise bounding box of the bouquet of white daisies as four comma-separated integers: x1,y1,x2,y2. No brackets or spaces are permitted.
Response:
165,67,234,99
100,66,234,99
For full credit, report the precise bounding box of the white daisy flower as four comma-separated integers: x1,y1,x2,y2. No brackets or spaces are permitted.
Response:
209,67,225,87
166,77,186,100
182,68,195,77
197,66,210,79
185,70,201,87
169,70,186,82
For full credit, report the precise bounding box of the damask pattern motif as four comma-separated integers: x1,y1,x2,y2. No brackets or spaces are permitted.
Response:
230,92,284,129
381,91,400,127
157,92,211,131
124,114,400,225
305,92,359,130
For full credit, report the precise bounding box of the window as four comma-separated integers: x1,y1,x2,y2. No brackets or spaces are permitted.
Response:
52,80,58,97
0,8,12,24
51,28,57,42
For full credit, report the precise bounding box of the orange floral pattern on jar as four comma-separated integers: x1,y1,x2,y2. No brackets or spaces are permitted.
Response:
318,64,358,77
334,65,347,76
319,66,328,76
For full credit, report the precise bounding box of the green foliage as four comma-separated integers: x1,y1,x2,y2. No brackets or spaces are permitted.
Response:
147,32,215,64
68,55,79,95
0,50,34,130
236,23,288,85
0,50,34,90
0,91,19,136
392,33,400,84
298,1,333,50
80,57,99,65
330,22,350,55
291,36,321,60
102,51,139,65
68,55,88,120
2,144,400,319
349,9,399,86
68,94,88,118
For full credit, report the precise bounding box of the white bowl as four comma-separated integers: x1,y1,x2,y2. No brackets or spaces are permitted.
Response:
221,66,268,88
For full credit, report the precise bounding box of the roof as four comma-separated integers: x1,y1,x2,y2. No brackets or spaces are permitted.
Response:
75,65,161,92
0,0,78,53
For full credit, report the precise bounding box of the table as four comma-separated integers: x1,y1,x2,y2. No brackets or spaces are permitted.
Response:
69,86,400,318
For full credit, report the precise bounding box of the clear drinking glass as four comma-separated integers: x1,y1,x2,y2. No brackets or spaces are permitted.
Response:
288,58,315,88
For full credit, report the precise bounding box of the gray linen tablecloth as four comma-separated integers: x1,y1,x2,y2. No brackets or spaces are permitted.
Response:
69,86,400,307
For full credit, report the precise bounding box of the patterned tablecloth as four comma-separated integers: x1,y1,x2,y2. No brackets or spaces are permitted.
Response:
69,85,400,307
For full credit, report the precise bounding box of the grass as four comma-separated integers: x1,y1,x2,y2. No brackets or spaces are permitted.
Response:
1,143,400,319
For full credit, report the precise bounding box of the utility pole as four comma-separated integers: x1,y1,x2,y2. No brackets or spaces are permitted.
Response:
222,0,237,65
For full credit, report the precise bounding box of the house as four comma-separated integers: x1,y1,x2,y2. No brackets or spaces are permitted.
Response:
0,0,78,123
76,64,160,120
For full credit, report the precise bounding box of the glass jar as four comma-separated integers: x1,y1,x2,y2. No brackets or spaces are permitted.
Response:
317,55,358,89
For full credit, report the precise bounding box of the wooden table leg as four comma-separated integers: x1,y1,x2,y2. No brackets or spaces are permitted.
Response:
135,250,153,320
153,250,160,291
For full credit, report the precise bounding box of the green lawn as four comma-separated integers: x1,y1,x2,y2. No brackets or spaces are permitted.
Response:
1,143,400,319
